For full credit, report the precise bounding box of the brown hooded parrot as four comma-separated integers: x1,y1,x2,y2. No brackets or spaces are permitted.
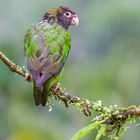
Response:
24,6,79,106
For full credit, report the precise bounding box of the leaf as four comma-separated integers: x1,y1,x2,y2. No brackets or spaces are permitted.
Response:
71,121,104,140
95,124,107,140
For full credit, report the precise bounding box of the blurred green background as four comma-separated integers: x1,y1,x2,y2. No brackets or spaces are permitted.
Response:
1,0,140,140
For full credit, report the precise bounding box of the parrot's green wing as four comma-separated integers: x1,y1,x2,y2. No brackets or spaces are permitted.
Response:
24,21,71,106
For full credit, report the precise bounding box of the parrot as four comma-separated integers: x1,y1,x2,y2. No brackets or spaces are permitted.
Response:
24,6,79,106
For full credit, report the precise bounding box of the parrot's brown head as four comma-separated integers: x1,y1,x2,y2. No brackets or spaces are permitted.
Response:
43,6,79,29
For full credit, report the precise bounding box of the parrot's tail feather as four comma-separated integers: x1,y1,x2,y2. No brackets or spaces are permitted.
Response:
40,87,48,106
33,85,42,105
33,81,49,106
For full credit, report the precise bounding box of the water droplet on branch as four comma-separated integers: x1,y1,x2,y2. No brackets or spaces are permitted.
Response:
48,105,52,112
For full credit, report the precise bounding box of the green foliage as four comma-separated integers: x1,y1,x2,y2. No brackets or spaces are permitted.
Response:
71,121,104,140
71,104,140,140
95,124,107,140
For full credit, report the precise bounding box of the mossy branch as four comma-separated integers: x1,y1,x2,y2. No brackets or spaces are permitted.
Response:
0,50,140,140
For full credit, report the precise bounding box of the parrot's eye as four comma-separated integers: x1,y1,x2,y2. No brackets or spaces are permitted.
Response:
63,11,71,17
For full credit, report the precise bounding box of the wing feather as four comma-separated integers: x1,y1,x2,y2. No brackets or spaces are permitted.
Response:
24,21,70,88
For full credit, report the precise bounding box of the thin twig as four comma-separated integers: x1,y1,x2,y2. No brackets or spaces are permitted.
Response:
0,51,31,81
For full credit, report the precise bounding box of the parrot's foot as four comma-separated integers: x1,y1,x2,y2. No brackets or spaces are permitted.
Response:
53,83,69,108
53,83,61,92
25,73,31,81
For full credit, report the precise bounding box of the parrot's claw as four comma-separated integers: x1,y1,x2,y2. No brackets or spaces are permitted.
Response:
25,73,31,81
53,83,60,92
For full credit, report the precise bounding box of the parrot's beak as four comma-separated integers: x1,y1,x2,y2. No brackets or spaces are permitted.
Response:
71,15,79,26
